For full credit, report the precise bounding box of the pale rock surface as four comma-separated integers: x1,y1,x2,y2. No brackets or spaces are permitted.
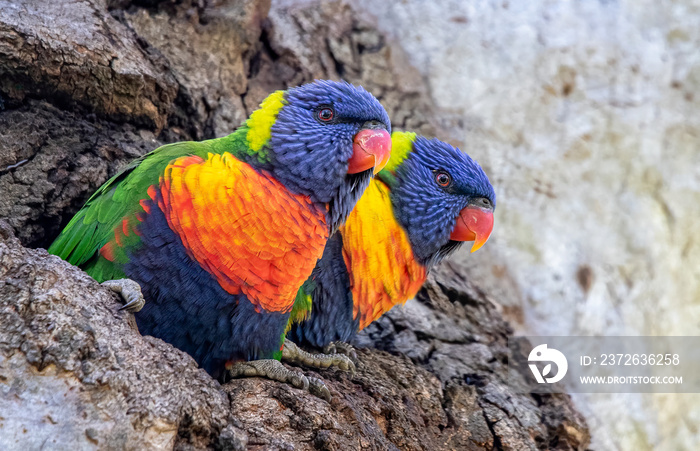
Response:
346,0,700,450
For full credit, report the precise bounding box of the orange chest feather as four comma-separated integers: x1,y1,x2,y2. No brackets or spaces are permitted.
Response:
339,180,427,330
158,152,328,314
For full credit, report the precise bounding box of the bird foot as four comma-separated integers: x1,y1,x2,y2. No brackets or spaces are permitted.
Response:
282,339,356,374
323,341,358,364
102,279,145,312
228,359,331,401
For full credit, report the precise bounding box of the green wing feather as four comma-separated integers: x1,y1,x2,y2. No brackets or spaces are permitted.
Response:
48,131,248,276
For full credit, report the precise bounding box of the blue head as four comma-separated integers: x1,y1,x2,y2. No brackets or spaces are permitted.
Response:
382,133,496,266
256,80,392,230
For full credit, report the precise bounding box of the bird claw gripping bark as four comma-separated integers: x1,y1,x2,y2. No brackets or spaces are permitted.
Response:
282,339,356,374
228,360,332,402
229,359,309,390
323,342,358,364
102,279,145,312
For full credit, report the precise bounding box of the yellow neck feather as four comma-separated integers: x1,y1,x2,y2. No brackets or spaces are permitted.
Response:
245,91,287,153
339,178,427,330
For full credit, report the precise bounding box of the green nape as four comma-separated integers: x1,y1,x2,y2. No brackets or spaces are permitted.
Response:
377,170,398,189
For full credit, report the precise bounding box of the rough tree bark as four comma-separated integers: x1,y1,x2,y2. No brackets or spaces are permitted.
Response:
0,1,590,449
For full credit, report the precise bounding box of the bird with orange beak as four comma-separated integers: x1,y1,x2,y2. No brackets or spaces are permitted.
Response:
286,131,495,359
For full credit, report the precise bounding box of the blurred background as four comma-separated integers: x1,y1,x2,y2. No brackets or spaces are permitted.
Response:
342,0,700,449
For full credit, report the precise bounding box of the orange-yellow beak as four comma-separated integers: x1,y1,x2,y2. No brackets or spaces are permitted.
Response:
347,128,392,175
450,205,495,253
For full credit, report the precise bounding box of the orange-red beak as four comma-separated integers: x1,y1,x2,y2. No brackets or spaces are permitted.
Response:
450,206,494,253
347,128,392,175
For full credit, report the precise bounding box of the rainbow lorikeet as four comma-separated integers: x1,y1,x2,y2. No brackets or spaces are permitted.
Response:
286,132,494,358
48,81,392,394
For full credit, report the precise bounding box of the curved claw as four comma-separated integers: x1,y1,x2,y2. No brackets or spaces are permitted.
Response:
102,279,145,313
307,376,332,402
323,342,358,364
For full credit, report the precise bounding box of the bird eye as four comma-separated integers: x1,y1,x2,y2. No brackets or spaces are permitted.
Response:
317,107,334,122
435,171,451,187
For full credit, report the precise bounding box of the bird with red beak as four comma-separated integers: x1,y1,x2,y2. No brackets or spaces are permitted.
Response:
49,80,393,399
448,197,495,253
286,131,496,359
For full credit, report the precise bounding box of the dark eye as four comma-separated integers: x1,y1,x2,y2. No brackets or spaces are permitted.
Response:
435,171,451,187
318,107,334,122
